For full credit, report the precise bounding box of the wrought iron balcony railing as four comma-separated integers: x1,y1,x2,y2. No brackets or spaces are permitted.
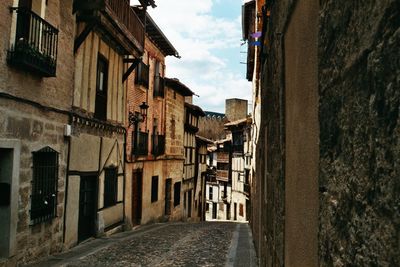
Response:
153,76,165,98
133,131,148,156
7,8,58,77
152,134,165,157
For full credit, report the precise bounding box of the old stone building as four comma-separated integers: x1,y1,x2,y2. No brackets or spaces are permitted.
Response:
124,12,181,226
245,0,400,266
0,0,74,265
63,0,149,249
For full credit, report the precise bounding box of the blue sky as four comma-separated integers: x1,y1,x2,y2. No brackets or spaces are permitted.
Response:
132,0,251,113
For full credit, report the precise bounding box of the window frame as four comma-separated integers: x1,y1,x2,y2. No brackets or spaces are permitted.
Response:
151,176,159,203
174,182,181,206
103,167,118,208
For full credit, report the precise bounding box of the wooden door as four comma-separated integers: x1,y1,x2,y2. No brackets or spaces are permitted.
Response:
132,170,142,225
78,175,97,242
165,179,172,215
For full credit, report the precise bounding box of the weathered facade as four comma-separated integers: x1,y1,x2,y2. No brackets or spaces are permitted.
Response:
64,0,146,248
0,0,74,265
246,0,400,266
124,13,181,226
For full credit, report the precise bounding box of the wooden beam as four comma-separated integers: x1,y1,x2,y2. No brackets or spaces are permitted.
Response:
123,58,141,82
74,22,96,53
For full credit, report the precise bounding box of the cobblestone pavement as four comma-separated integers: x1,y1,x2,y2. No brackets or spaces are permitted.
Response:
30,222,257,267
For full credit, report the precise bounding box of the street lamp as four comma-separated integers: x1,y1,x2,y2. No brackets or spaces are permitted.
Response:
128,102,149,128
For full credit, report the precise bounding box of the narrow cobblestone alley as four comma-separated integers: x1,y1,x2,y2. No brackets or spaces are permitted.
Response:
28,222,257,267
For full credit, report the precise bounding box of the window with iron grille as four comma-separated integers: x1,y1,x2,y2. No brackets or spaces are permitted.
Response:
30,147,59,225
151,176,158,203
104,167,118,208
209,186,213,200
174,182,181,206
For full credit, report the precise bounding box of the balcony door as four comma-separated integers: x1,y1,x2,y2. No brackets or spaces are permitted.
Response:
95,55,108,120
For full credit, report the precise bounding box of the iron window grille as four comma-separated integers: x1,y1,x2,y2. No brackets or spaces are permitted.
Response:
132,130,149,156
174,182,181,206
135,61,149,88
151,176,158,202
30,147,59,225
104,167,118,208
7,7,59,77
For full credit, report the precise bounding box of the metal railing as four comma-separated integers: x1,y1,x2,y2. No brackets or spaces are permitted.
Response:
133,131,148,156
7,8,58,77
152,134,165,156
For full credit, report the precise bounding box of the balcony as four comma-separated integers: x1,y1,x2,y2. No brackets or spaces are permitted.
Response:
7,8,58,77
153,76,165,98
133,131,148,156
216,170,229,182
152,134,165,157
74,0,144,56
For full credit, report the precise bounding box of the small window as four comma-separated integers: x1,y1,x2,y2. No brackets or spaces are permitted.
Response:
151,176,158,202
239,203,244,217
174,182,181,206
209,186,213,200
135,61,149,87
206,203,209,212
31,147,59,225
104,167,118,208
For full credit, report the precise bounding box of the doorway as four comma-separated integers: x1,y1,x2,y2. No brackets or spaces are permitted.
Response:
234,203,237,221
212,203,217,219
187,190,192,218
165,178,171,215
78,175,97,242
0,149,13,258
132,170,143,225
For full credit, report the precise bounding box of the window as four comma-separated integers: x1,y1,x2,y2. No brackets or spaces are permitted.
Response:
95,55,108,120
104,167,118,208
31,147,58,224
135,61,149,87
239,203,244,217
174,182,181,206
206,203,209,212
153,61,165,97
151,176,158,202
209,186,213,200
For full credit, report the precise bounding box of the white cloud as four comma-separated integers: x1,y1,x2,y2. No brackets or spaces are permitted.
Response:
144,0,251,113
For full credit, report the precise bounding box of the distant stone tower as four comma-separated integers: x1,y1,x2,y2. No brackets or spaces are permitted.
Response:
225,98,248,122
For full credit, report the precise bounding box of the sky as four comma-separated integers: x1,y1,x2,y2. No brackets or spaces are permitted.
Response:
131,0,251,113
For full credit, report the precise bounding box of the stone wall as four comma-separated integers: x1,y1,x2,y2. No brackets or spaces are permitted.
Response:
225,98,248,122
253,0,400,266
0,99,69,266
318,0,400,265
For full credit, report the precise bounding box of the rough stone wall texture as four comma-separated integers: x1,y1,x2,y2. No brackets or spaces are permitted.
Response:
165,87,185,157
197,116,228,141
254,0,400,266
225,98,248,122
0,99,69,266
318,0,400,266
